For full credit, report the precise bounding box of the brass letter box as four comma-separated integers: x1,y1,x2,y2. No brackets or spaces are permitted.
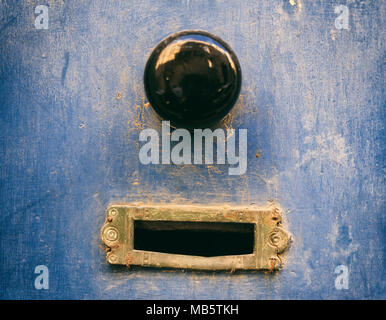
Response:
101,204,291,271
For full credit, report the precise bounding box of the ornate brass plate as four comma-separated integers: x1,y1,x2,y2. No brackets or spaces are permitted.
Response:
101,204,291,271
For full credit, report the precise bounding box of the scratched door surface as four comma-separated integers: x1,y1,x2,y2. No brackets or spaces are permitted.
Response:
0,0,384,299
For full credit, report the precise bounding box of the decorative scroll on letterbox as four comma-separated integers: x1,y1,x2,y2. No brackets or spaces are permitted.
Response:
101,204,291,271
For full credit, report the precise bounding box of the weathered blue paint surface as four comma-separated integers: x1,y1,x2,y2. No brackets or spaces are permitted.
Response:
0,0,384,299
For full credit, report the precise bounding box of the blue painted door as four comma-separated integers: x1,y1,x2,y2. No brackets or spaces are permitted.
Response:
0,0,384,299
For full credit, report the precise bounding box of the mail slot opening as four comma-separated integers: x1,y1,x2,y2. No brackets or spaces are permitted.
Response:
133,220,255,257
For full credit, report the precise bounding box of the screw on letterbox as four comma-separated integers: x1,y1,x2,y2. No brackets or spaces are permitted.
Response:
104,227,119,242
109,208,118,217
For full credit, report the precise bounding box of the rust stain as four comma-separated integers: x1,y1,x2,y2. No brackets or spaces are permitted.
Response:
222,113,233,130
128,98,159,134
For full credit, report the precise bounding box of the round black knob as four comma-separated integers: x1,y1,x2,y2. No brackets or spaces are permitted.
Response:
144,30,242,128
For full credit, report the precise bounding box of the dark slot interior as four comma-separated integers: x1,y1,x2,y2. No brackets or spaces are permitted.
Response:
134,220,255,257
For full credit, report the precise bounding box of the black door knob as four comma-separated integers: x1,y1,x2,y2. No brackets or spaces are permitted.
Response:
144,30,242,128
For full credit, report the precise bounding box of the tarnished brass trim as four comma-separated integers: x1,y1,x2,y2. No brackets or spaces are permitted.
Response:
101,204,291,271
